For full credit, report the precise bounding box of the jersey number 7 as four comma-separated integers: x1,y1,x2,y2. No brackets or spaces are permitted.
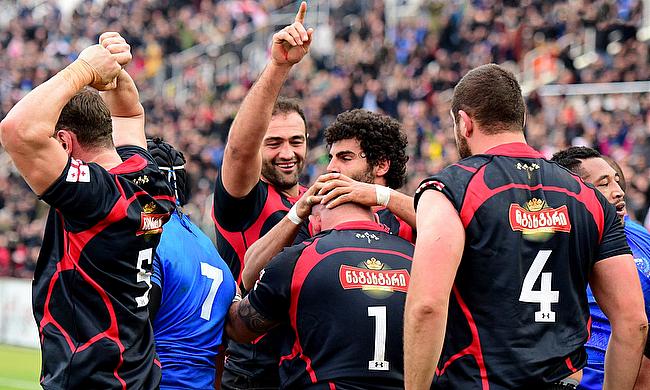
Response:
519,250,559,323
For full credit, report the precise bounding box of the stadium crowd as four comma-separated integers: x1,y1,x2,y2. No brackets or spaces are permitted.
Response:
0,0,648,280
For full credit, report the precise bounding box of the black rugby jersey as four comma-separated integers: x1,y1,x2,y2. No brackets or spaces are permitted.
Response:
34,146,174,390
213,169,306,386
414,142,630,389
248,221,414,389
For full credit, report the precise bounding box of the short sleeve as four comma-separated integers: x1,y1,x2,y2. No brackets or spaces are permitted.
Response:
212,168,266,231
596,200,632,261
247,243,307,322
151,252,163,289
39,157,119,223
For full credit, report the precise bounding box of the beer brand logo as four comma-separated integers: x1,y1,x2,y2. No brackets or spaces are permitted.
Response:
339,257,410,298
137,213,166,236
509,198,571,234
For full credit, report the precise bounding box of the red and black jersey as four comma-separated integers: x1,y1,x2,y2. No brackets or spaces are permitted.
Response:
248,221,414,390
414,142,631,389
212,170,306,386
33,146,174,390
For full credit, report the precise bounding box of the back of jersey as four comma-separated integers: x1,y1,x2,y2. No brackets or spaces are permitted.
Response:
281,222,413,389
153,211,236,389
415,143,629,389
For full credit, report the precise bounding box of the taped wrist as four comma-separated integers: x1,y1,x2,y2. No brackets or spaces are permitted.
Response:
58,59,97,91
375,185,391,207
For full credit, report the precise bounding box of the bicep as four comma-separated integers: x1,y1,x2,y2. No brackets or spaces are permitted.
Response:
8,136,69,196
220,143,263,198
410,190,465,304
591,254,646,326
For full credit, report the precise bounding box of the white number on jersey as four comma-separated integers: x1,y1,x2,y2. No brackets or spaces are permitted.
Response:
368,306,390,370
200,262,224,321
519,249,559,322
135,248,153,307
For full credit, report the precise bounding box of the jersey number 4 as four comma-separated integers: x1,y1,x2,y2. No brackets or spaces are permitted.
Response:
519,250,559,322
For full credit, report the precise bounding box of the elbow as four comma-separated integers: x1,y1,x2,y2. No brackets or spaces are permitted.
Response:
0,116,21,150
405,297,448,325
610,309,648,342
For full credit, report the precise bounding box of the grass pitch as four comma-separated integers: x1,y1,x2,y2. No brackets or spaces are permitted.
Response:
0,345,40,390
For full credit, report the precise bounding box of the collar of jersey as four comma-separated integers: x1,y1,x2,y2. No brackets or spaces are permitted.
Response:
109,154,148,174
483,142,544,158
332,220,385,232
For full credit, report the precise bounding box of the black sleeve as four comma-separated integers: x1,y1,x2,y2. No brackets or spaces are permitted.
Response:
212,167,267,231
148,283,162,321
39,157,119,224
247,242,308,322
596,196,632,261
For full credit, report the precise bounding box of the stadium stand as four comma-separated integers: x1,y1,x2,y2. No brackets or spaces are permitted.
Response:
0,0,648,279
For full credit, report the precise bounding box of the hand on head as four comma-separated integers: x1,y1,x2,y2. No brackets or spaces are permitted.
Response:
271,1,314,66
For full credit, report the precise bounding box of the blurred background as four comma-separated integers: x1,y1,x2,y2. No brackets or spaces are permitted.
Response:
0,0,648,387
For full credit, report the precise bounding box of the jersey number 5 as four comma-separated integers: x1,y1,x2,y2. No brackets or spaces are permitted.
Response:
519,250,559,322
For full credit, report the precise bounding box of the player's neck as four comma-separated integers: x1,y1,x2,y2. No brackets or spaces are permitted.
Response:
75,148,123,171
320,205,374,231
279,185,300,198
472,131,527,155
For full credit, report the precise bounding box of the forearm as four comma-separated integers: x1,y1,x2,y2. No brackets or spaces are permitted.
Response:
100,70,143,118
404,301,447,389
604,325,647,390
386,190,416,228
242,217,301,290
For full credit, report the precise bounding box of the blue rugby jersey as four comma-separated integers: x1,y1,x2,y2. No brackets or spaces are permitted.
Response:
580,215,650,390
152,211,236,389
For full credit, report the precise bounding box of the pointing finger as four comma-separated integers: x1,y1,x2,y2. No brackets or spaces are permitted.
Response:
294,1,307,24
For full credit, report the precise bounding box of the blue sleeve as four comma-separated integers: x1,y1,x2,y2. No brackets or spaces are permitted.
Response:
152,252,163,289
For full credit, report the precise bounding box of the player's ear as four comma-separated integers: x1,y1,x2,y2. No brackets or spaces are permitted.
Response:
374,159,390,179
459,110,473,138
308,214,321,235
56,130,73,156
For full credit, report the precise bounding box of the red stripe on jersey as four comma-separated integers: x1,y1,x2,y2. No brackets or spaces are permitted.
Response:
452,163,478,173
109,154,148,175
329,382,336,390
586,316,592,340
460,166,604,239
285,243,413,382
437,286,490,389
565,356,577,373
154,358,161,368
397,217,414,243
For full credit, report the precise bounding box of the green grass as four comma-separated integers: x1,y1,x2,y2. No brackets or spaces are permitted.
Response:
0,345,40,390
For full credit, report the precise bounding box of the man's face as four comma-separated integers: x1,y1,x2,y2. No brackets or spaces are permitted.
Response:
451,110,471,159
260,112,307,190
326,138,375,184
579,157,626,220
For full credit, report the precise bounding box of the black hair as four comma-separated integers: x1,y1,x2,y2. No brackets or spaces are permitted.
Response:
550,146,601,176
147,137,190,206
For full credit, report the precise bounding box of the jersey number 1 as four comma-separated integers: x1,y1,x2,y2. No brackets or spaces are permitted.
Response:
519,250,559,322
368,306,389,371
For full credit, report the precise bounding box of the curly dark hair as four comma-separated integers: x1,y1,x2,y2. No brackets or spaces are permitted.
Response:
325,109,408,189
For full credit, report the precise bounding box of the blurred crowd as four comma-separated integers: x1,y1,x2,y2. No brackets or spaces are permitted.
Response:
0,0,648,278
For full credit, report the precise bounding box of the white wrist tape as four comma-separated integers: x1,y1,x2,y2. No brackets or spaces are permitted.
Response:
287,203,303,225
375,185,391,207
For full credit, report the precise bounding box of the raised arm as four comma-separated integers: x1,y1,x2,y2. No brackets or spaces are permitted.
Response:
318,174,416,228
221,1,313,198
404,190,465,390
242,177,326,290
96,33,144,149
0,44,122,195
591,254,648,390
